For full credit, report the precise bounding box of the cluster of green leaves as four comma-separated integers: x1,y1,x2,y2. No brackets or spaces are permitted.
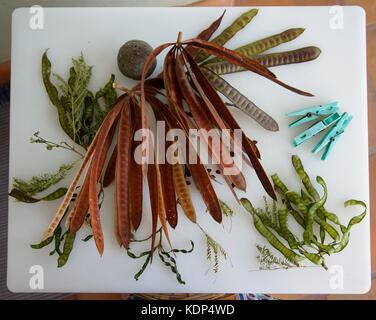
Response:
126,228,194,285
242,155,367,271
42,49,117,149
11,52,117,204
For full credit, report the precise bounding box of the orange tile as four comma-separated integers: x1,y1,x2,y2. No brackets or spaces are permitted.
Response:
368,94,376,150
367,30,376,94
326,278,376,299
75,293,124,300
343,0,376,25
187,0,235,6
0,62,10,86
234,0,338,6
369,154,376,274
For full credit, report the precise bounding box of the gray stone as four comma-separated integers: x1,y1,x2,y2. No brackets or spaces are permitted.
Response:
117,40,157,80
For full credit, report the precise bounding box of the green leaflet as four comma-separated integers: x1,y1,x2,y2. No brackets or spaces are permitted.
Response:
53,52,93,145
82,235,93,242
12,164,73,197
42,49,74,140
219,199,233,217
256,245,295,270
199,225,228,274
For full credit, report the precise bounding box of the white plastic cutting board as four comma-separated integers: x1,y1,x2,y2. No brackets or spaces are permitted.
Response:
8,6,370,294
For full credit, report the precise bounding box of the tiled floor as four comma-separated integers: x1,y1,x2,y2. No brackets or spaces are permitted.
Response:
1,0,374,300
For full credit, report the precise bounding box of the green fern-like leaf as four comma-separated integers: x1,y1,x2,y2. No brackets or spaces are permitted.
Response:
199,225,227,274
12,163,74,197
256,244,294,270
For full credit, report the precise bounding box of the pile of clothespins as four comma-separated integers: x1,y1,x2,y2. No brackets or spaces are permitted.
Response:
286,102,352,160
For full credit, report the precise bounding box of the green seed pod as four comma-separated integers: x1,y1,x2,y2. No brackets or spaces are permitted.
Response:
42,188,68,201
9,188,40,203
203,27,305,65
241,198,305,265
274,184,305,228
303,177,327,246
31,236,54,249
195,9,259,63
57,232,76,267
278,204,298,249
292,155,320,201
41,50,74,140
299,250,323,266
271,174,288,194
334,200,367,253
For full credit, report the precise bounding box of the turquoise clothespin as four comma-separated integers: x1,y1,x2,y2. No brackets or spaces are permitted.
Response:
292,112,341,147
312,112,352,160
286,102,339,127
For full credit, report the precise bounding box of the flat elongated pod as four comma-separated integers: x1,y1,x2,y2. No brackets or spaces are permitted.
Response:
42,96,125,241
185,38,313,97
103,145,117,187
186,10,226,57
88,98,125,255
200,67,278,131
181,50,247,190
205,47,321,75
115,102,133,249
175,53,245,190
140,43,174,178
129,104,143,230
195,9,259,63
147,161,160,261
203,28,305,65
70,121,117,233
179,51,276,199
